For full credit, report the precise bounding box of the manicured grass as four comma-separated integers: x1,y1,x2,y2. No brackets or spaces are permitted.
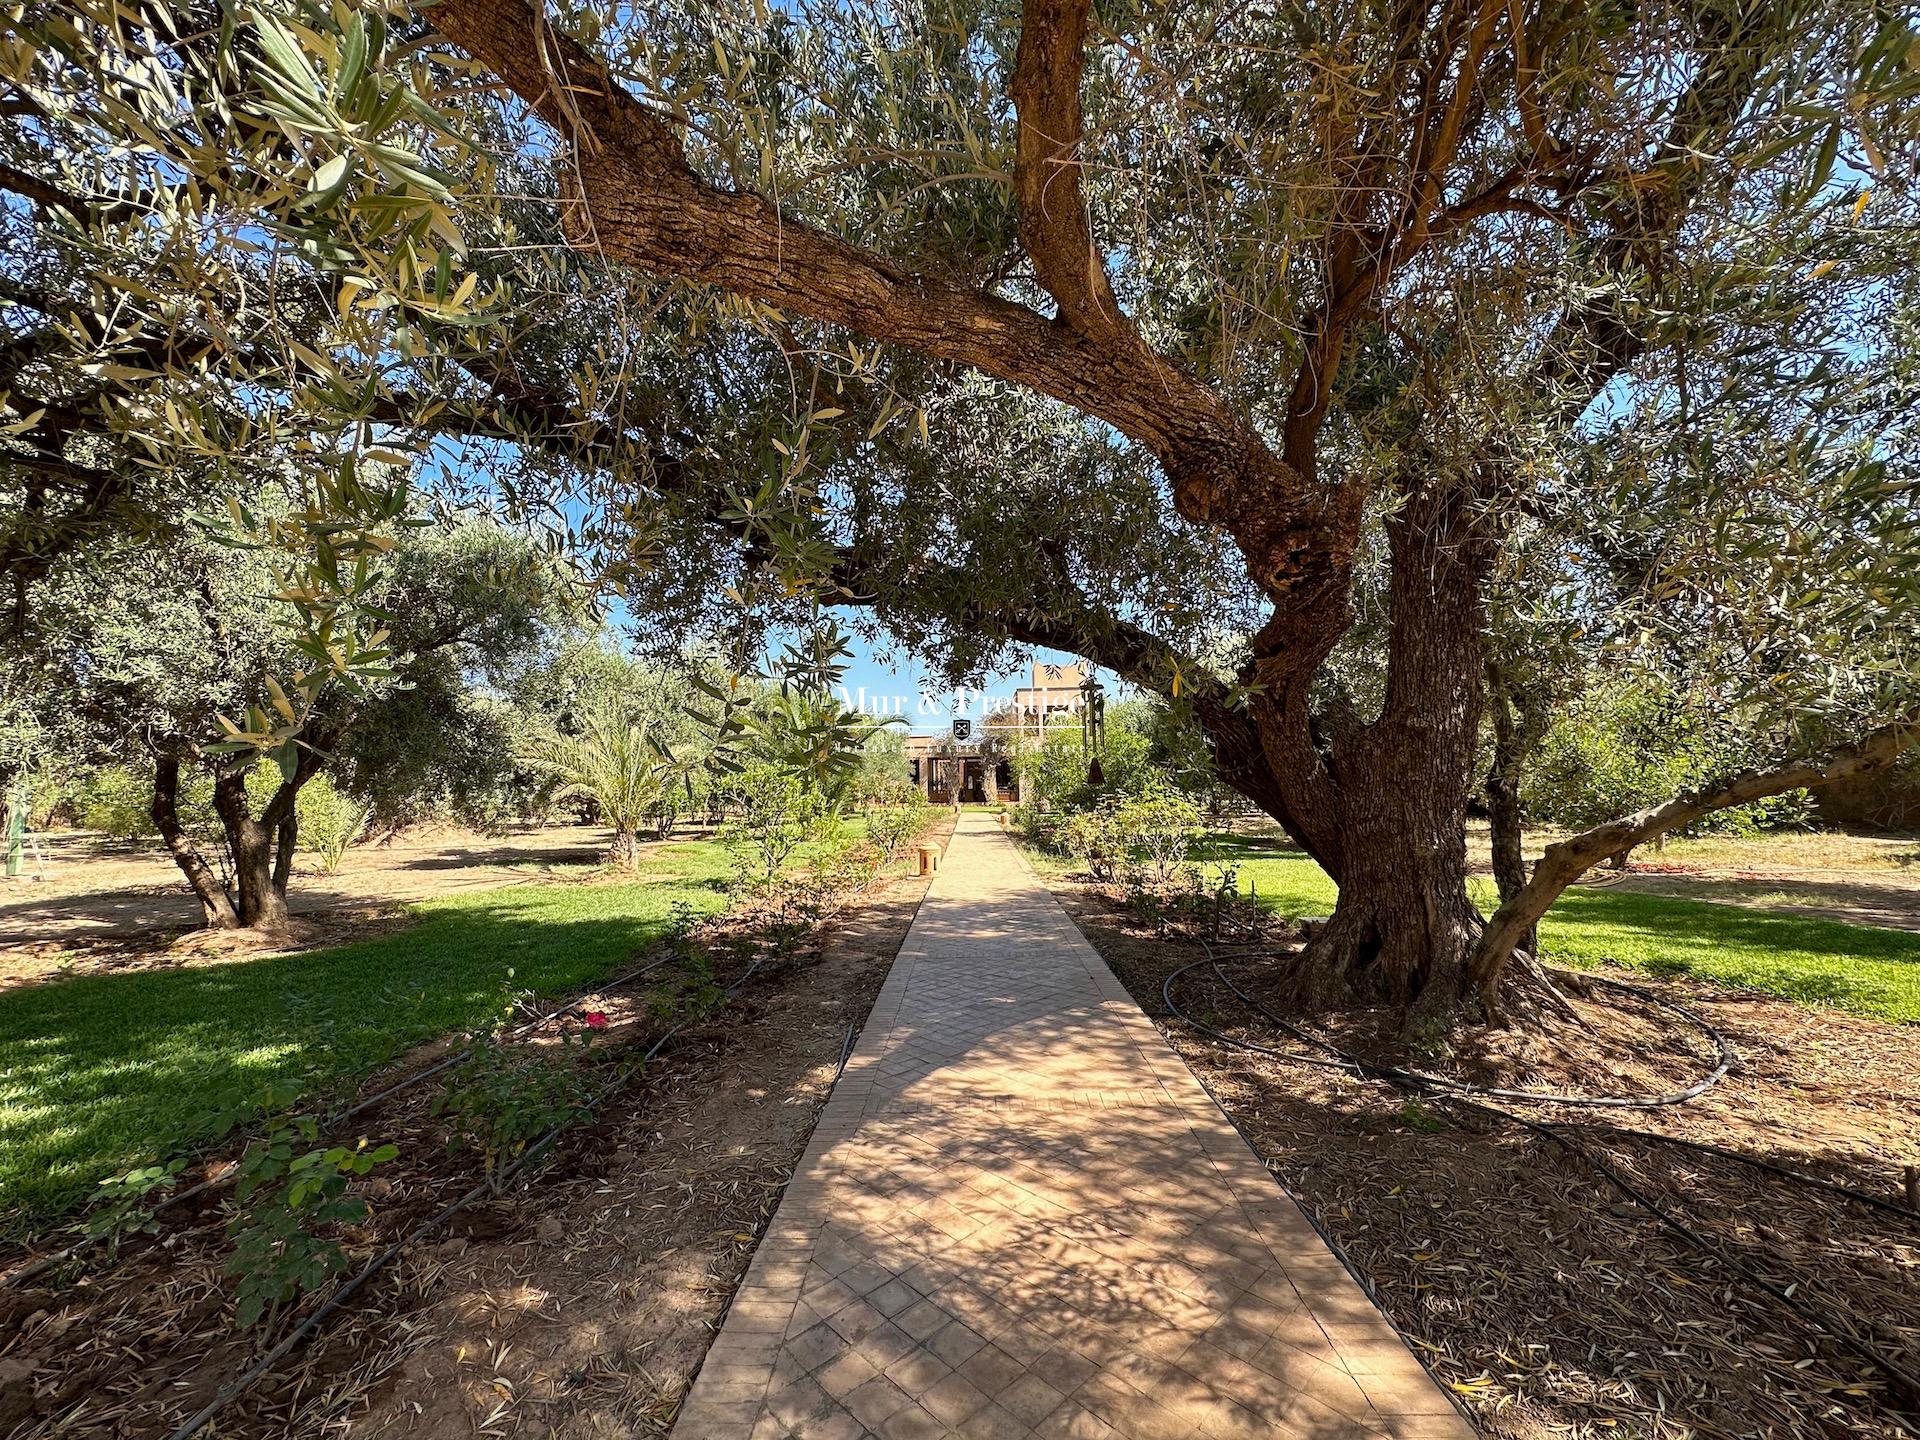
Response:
0,844,730,1232
1199,833,1920,1024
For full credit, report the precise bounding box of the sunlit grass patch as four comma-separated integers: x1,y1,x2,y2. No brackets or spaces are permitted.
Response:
0,847,730,1231
1207,833,1919,1024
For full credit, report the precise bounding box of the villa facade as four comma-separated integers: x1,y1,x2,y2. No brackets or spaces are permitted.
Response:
902,662,1088,803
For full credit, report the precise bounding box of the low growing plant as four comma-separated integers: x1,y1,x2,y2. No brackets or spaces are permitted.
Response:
297,775,370,874
432,1023,602,1195
647,947,724,1025
225,1113,397,1330
79,1157,188,1254
649,790,683,839
1058,807,1123,882
1113,792,1202,893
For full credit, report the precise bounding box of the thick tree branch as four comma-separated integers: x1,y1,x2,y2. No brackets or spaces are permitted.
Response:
0,160,79,214
428,0,1300,540
1011,0,1126,338
1469,719,1920,996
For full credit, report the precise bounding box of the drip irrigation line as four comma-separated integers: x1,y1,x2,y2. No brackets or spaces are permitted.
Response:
1160,952,1920,1426
1575,1122,1920,1228
4,953,678,1291
835,1021,861,1079
1474,1100,1920,1421
163,950,773,1440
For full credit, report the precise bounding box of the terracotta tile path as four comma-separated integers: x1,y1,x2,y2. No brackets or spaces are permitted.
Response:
672,813,1473,1440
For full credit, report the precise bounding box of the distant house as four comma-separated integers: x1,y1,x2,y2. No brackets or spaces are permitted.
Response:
903,662,1088,803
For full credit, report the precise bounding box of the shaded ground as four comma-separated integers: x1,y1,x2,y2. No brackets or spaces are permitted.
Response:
1042,875,1920,1440
0,857,939,1439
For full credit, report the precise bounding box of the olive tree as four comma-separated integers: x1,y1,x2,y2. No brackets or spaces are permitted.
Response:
12,0,1920,1012
11,515,563,927
411,0,1920,1013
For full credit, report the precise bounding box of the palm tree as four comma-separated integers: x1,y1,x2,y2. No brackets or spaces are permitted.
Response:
521,700,664,868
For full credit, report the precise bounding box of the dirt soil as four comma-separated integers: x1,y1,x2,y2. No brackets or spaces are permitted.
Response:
1047,877,1920,1440
0,844,939,1440
0,824,648,989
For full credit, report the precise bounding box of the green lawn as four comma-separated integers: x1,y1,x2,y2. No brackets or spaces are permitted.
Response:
1198,833,1920,1024
0,840,731,1232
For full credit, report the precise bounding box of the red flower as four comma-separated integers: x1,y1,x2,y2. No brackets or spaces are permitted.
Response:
584,1011,610,1030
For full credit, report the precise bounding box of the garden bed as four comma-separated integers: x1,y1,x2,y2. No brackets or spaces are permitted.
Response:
1041,874,1920,1440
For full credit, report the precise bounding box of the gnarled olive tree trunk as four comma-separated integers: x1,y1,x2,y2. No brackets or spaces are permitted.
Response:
150,754,242,929
1247,484,1495,1014
211,768,294,931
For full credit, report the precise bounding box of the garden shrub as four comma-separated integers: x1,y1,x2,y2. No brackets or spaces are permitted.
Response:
1015,725,1155,812
1112,792,1202,893
225,1111,397,1329
432,1022,600,1195
853,772,919,814
1057,807,1123,881
71,764,179,839
72,760,381,874
646,947,723,1025
649,790,683,838
719,766,825,892
865,802,934,861
296,775,370,874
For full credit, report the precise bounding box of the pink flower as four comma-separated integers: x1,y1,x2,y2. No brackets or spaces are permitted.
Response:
584,1011,610,1030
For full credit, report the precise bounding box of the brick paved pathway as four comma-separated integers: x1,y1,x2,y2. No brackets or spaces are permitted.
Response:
673,814,1472,1440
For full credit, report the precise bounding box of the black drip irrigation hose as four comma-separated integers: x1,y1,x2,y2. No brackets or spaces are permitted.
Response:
835,1022,860,1080
163,951,774,1440
1160,949,1920,1428
1578,1122,1920,1228
3,953,681,1291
